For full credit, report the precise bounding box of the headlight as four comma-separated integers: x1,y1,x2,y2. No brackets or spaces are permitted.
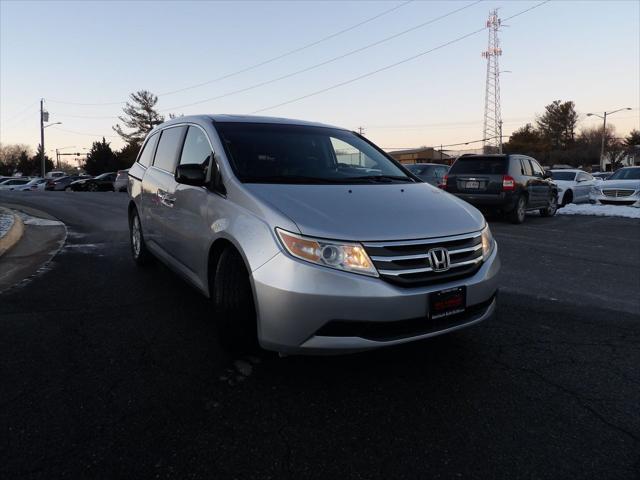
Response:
276,228,378,277
481,224,495,261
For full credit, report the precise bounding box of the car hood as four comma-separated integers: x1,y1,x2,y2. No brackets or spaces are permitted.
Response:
600,180,640,189
244,183,485,241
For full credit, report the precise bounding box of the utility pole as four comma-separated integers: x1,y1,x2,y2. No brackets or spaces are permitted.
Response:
482,9,503,154
357,127,365,166
40,98,46,178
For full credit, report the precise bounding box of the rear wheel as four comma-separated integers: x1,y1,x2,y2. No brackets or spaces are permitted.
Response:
507,195,526,224
213,248,258,352
540,194,558,217
129,208,152,266
88,183,98,192
64,186,72,192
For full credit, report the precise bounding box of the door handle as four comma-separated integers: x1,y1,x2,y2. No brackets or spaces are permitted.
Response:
157,189,176,208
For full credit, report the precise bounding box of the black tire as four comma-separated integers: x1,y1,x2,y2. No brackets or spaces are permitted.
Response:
129,208,152,266
64,186,72,192
213,248,258,352
88,183,98,192
561,190,573,207
540,194,558,217
507,195,526,224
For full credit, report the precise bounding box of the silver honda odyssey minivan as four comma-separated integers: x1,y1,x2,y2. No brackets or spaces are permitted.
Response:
127,115,500,354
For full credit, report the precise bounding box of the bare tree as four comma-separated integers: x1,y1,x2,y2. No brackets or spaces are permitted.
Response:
0,143,32,175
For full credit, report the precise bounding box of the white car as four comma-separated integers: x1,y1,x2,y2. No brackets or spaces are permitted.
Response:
0,177,32,191
548,169,597,206
590,166,640,207
14,177,47,191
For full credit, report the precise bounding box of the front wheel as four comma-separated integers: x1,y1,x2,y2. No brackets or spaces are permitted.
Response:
87,183,98,192
129,209,152,266
64,186,72,192
213,248,258,352
540,194,558,217
507,195,526,224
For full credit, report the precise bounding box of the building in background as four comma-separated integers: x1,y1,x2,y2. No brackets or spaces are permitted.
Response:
388,147,453,165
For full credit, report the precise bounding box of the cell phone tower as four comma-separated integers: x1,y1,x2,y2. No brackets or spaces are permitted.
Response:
482,9,503,153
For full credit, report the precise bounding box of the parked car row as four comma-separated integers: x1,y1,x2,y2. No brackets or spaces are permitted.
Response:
43,170,129,192
409,159,640,221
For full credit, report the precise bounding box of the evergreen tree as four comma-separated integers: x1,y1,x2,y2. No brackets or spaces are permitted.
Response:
624,129,640,149
84,138,118,176
503,123,543,154
116,143,141,170
23,145,54,176
112,90,164,147
536,100,578,150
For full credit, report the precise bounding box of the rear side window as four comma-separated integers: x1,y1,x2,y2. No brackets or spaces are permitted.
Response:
520,158,533,176
449,157,506,175
138,133,159,167
529,159,545,177
154,126,187,173
180,126,212,169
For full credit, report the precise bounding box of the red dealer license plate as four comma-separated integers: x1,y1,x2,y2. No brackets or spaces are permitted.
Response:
429,287,466,320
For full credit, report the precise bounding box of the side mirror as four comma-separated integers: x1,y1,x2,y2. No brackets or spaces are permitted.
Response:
543,171,552,179
175,163,207,186
211,160,227,195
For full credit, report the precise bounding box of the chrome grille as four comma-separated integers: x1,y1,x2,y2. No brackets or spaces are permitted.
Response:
602,189,635,198
364,231,483,286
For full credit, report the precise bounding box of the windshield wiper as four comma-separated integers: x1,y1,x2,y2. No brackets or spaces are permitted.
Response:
341,175,414,183
242,175,347,184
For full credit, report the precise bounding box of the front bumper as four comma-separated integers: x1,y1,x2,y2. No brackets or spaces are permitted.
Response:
251,243,500,354
590,191,640,207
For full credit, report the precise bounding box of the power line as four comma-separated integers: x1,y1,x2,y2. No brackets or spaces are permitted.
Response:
54,1,478,118
159,0,482,113
1,101,39,126
49,126,119,138
45,0,414,107
251,1,551,114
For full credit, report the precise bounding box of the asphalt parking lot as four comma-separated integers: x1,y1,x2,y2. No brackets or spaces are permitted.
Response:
0,192,639,479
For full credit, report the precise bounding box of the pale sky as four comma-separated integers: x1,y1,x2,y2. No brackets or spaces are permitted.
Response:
1,0,639,156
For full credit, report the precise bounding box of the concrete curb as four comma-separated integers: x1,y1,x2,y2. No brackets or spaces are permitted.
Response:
0,209,25,257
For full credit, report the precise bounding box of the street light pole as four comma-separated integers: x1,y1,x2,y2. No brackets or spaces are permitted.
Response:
40,98,45,178
587,107,632,171
599,112,607,171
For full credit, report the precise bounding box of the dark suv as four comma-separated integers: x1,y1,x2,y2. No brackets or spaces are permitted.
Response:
442,154,558,224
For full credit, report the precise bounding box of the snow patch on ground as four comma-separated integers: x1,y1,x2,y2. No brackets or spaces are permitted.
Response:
558,203,640,219
0,209,15,239
14,211,64,226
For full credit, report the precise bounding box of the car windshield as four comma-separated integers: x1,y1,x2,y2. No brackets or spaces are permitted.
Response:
550,171,576,181
608,168,640,180
215,122,413,184
448,157,507,175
